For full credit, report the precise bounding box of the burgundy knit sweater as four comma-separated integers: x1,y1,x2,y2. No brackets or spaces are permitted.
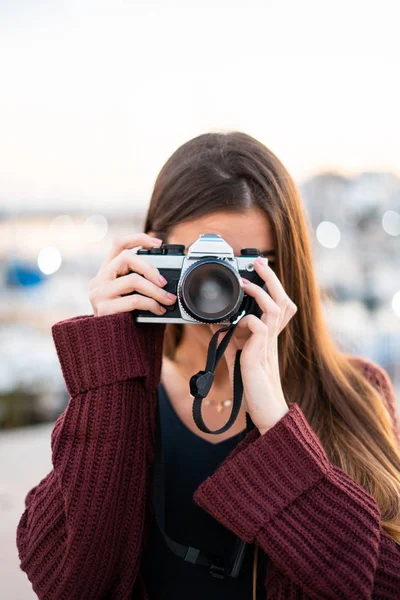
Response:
16,311,400,599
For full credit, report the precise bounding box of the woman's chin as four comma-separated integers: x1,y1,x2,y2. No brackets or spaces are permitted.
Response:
207,323,250,346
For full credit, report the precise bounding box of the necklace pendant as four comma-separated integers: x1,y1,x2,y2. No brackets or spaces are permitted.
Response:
202,398,233,412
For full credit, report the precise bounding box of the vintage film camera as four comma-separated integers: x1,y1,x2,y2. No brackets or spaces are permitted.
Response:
128,233,267,324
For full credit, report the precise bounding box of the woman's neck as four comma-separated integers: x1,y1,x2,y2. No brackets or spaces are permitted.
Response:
163,324,248,436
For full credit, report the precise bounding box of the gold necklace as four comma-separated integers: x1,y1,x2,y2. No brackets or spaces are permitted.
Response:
166,358,233,414
203,398,233,414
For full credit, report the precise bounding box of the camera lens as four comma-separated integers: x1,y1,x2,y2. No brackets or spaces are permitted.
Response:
179,258,243,322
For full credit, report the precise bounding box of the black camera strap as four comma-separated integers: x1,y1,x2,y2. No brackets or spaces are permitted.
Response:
152,315,256,579
190,309,249,435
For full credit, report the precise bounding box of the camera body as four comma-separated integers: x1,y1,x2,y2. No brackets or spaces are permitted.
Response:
127,233,267,324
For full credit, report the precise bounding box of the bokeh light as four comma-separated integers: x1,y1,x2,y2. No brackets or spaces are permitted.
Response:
37,246,62,275
83,214,109,243
392,291,400,317
49,215,76,243
316,221,341,249
382,210,400,236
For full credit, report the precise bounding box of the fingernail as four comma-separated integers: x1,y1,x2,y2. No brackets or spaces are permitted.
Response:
151,237,163,245
166,292,177,300
255,256,266,265
158,275,168,286
241,277,251,285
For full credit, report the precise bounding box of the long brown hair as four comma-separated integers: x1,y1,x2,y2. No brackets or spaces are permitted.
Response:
143,131,400,545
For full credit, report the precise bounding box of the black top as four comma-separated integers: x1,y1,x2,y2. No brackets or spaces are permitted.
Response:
141,382,267,599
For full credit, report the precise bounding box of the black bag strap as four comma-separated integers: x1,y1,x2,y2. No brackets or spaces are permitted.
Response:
153,344,256,579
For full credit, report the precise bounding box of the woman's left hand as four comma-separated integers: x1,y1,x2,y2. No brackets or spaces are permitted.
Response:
210,257,298,435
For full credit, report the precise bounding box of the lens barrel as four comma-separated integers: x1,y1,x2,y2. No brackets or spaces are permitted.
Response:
178,258,243,323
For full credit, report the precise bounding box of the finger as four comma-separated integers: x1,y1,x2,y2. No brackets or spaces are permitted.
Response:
100,272,177,306
238,315,269,364
241,280,281,339
279,300,298,331
95,293,169,317
100,233,162,269
105,249,167,288
245,259,298,327
253,257,291,308
238,314,267,336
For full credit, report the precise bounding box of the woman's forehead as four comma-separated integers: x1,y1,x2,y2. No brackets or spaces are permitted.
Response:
167,210,275,253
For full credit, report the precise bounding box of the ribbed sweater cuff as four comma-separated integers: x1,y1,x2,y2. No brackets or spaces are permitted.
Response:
193,402,331,543
51,312,165,397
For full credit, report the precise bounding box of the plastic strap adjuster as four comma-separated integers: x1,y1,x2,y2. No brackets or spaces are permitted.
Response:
189,370,215,398
209,564,225,579
184,546,200,564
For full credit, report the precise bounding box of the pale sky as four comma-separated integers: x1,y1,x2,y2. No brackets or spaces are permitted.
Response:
0,0,399,210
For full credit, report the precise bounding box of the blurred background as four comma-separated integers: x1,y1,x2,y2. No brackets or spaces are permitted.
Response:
1,0,399,598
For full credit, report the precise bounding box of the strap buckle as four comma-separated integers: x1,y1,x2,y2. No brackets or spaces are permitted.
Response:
209,564,226,579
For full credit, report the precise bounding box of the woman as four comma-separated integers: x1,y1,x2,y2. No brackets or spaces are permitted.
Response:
17,132,400,599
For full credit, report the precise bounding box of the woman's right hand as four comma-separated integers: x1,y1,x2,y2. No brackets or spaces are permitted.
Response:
88,232,178,317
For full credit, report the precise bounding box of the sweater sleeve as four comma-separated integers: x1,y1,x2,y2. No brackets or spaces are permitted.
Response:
16,311,165,600
193,362,400,600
